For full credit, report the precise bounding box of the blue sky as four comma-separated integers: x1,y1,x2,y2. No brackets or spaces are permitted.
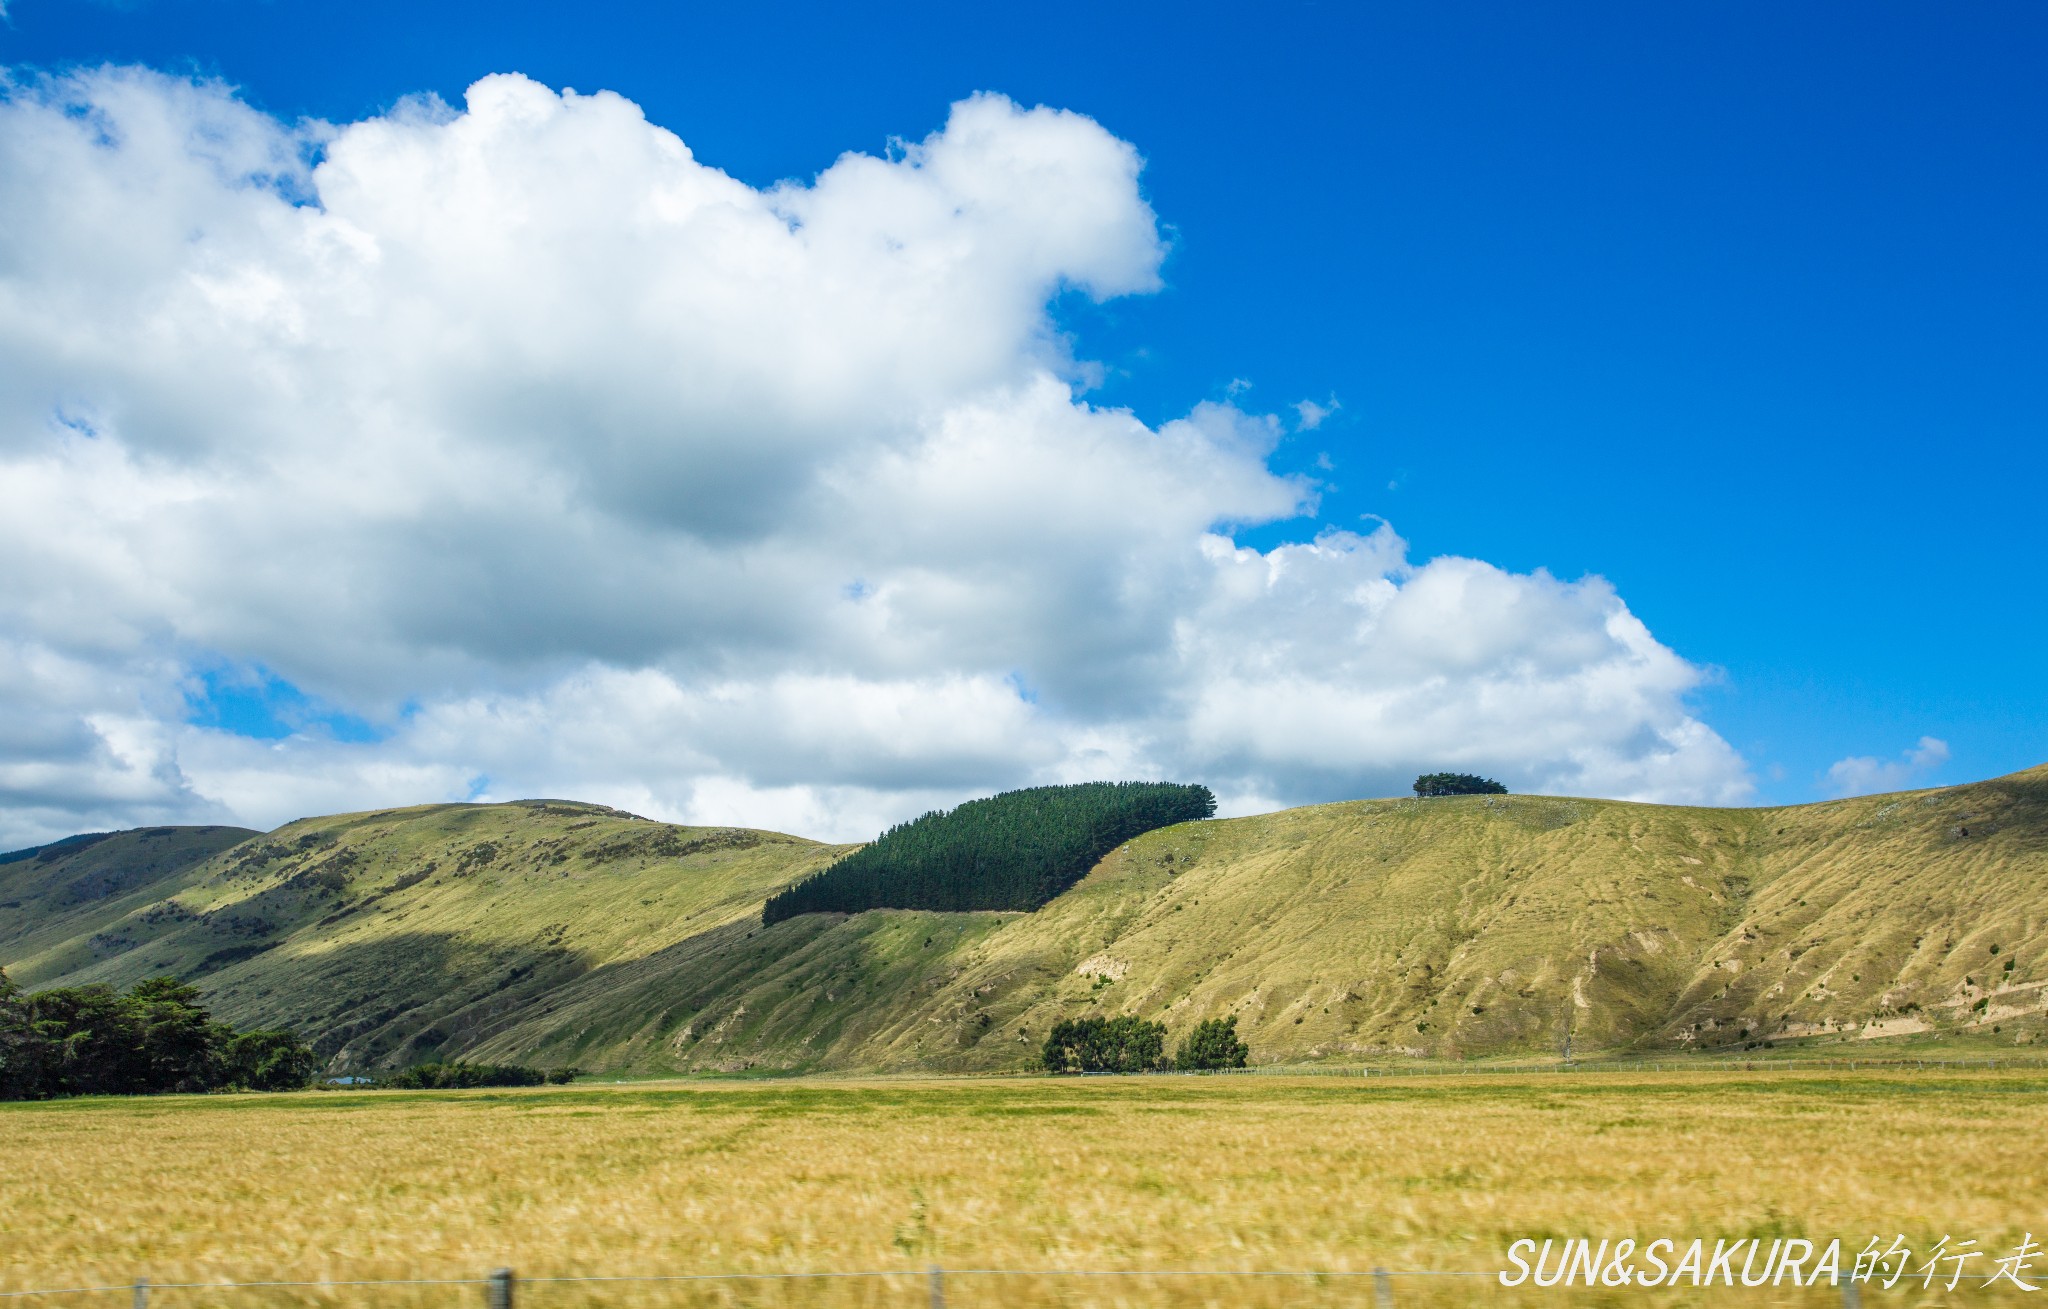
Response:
0,0,2040,842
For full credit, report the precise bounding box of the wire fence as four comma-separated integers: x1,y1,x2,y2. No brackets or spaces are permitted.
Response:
0,1267,2004,1308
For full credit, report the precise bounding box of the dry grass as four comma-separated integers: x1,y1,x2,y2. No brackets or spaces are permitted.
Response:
3,1069,2043,1308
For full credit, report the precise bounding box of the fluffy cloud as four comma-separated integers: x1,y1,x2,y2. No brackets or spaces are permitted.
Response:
1292,397,1337,431
0,67,1751,848
1823,736,1950,798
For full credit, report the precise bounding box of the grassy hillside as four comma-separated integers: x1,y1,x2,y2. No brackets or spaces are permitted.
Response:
7,767,2046,1073
461,764,2048,1072
0,825,258,964
2,800,846,1071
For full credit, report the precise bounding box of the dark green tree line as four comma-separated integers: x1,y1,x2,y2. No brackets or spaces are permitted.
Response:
1041,1015,1168,1073
1040,1013,1253,1073
381,1061,579,1088
1412,772,1508,797
764,782,1216,923
0,967,317,1099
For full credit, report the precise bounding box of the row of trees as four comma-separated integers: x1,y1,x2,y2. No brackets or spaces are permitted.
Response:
0,968,318,1099
764,782,1217,923
1412,772,1508,796
381,1061,579,1088
1041,1015,1250,1073
0,971,583,1097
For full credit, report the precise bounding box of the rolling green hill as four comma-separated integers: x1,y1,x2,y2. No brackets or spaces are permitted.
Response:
0,801,848,1072
1,825,259,964
5,767,2045,1074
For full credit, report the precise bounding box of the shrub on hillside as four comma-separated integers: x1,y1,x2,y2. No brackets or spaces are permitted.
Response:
1412,773,1508,797
381,1060,576,1089
1041,1015,1168,1073
764,782,1215,923
1173,1016,1250,1070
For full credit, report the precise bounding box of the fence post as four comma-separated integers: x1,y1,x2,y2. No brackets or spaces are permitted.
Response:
132,1279,147,1309
928,1265,945,1309
1373,1267,1394,1307
1842,1277,1861,1308
486,1267,514,1309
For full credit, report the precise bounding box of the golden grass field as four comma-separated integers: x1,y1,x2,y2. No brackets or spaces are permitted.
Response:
4,1068,2045,1308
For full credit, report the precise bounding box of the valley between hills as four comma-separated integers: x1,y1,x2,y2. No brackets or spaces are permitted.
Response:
4,766,2045,1076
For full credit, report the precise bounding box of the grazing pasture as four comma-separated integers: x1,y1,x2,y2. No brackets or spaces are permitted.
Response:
3,1068,2043,1306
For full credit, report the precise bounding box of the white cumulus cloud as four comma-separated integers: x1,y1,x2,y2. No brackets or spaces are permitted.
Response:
1823,736,1950,798
0,66,1752,848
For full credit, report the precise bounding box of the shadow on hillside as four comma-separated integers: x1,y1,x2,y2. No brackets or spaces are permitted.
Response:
1993,770,2048,816
203,927,605,1073
452,913,850,1070
447,908,1017,1074
214,909,877,1075
0,826,259,958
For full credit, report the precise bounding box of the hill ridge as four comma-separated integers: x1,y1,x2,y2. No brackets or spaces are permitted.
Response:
3,764,2044,1072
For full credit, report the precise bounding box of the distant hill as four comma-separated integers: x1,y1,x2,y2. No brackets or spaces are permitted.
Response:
1,824,258,961
4,767,2045,1073
0,800,842,1072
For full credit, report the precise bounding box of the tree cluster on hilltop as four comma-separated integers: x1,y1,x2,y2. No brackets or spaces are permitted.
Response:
763,782,1216,923
1041,1015,1250,1073
1412,772,1508,796
0,967,317,1099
